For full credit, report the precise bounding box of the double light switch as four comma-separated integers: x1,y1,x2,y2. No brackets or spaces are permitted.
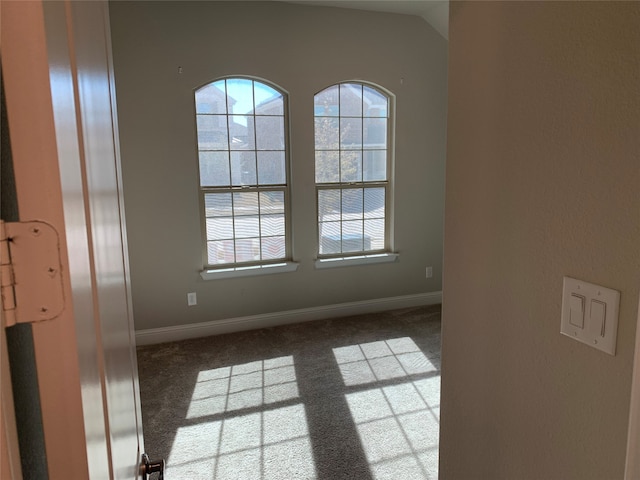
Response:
561,277,620,355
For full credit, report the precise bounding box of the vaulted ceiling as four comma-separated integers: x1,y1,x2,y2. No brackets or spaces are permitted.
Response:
285,1,449,39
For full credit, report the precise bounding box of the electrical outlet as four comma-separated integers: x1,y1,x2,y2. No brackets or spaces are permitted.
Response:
187,292,197,306
426,266,433,278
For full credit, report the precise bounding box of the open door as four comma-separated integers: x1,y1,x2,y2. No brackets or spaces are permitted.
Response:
1,1,155,478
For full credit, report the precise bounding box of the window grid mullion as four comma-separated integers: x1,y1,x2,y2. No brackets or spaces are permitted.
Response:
224,79,229,115
252,80,259,186
360,89,364,184
225,79,237,263
339,189,344,253
337,81,343,252
257,187,263,262
359,81,364,244
338,86,342,184
225,79,233,188
251,80,263,262
315,182,388,190
230,190,238,264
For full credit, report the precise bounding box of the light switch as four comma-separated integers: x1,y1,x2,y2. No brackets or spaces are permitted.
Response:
569,294,585,328
560,277,620,355
590,300,606,337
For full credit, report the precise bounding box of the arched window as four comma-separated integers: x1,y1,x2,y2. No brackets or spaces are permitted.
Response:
195,77,290,267
314,82,392,256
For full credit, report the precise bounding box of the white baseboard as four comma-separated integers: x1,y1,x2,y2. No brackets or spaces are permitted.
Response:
135,291,442,346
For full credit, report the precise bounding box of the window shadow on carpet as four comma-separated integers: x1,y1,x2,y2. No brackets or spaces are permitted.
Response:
136,305,441,480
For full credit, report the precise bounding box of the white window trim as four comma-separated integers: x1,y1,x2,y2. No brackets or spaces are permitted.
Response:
200,261,299,280
315,252,398,269
196,76,292,270
314,81,395,259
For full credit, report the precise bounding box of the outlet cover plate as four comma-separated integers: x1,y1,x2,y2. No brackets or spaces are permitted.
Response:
187,292,197,306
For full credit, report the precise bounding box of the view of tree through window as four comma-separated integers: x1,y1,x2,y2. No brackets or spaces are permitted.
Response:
314,83,391,256
196,78,289,267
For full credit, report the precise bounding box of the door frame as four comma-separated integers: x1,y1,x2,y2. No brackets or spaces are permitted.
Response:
625,294,640,479
1,1,143,478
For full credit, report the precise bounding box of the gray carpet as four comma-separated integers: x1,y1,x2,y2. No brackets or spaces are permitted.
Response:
137,304,441,479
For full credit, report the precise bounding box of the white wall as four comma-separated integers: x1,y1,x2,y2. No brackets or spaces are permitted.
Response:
441,2,640,478
109,1,448,331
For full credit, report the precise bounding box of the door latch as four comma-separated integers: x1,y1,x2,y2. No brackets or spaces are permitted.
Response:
141,453,165,480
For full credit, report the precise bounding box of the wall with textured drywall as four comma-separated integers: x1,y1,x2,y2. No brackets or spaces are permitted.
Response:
441,2,640,478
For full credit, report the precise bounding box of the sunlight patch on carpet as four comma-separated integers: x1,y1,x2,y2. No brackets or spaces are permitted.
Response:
186,356,299,419
333,337,437,387
336,339,440,479
167,355,317,479
345,381,440,479
167,404,316,479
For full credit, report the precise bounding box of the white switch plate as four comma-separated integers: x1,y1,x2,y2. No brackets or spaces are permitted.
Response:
560,277,620,355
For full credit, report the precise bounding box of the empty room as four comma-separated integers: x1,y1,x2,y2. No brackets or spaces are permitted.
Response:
109,1,447,478
2,1,639,479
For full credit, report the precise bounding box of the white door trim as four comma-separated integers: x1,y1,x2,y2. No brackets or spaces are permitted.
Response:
1,311,23,480
625,294,640,479
2,2,144,478
2,2,90,477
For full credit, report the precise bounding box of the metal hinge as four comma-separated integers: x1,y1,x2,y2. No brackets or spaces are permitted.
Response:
0,220,65,328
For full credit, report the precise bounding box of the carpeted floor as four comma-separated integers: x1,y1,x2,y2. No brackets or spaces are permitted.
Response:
137,304,441,480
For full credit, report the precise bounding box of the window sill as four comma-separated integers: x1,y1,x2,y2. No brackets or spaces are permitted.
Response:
200,261,299,280
315,253,399,269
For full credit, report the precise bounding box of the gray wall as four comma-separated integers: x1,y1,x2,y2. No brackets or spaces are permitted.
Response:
441,2,640,479
109,1,448,331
